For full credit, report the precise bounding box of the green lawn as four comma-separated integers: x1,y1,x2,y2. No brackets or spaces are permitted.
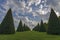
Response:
0,31,60,40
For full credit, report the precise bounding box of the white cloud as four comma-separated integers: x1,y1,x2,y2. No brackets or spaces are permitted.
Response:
24,17,39,30
25,7,32,13
40,4,43,9
0,0,51,30
27,0,41,6
46,0,60,16
35,8,50,15
56,12,60,17
32,12,38,17
55,11,60,17
25,17,30,21
35,0,41,6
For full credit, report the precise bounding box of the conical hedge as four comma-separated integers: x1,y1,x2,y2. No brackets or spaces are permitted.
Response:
0,8,15,34
17,20,24,32
47,8,60,35
39,20,46,32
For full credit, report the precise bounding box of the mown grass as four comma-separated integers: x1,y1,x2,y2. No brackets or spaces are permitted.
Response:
0,31,60,40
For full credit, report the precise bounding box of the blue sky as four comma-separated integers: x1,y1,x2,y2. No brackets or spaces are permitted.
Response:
0,0,60,29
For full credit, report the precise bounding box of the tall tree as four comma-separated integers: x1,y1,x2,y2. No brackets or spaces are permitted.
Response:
33,23,40,31
17,20,24,32
0,8,15,34
47,8,60,35
39,20,46,32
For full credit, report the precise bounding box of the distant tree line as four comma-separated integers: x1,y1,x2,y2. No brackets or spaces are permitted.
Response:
33,20,46,32
17,20,30,32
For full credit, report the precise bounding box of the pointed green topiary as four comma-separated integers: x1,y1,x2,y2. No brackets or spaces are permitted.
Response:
0,8,15,34
17,20,24,32
39,20,46,32
47,8,60,35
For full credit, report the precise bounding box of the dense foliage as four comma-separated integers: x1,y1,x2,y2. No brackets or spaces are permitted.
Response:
0,9,15,34
39,20,46,32
47,8,60,35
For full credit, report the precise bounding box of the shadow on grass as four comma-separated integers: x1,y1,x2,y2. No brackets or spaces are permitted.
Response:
47,33,60,36
0,33,15,35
